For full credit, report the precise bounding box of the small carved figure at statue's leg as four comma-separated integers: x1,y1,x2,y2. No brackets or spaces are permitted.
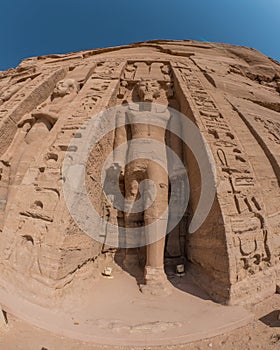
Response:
122,174,143,275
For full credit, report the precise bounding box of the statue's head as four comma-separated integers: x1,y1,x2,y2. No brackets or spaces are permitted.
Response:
137,80,160,102
52,79,79,98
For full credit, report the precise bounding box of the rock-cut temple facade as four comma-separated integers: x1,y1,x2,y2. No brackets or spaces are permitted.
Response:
0,40,279,312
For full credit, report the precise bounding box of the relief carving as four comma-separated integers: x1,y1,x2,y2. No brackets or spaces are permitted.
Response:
173,62,272,279
0,42,278,312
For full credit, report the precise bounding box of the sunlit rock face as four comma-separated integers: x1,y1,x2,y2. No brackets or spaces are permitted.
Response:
0,40,279,309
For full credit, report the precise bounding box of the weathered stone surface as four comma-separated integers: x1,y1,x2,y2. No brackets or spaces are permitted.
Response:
0,39,279,310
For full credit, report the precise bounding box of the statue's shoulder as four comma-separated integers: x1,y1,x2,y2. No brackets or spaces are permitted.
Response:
126,104,168,113
155,104,168,113
127,103,139,112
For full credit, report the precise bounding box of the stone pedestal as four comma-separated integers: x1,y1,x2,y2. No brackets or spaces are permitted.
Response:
140,265,173,296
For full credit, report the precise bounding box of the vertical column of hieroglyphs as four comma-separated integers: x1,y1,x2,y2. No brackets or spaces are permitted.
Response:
228,108,280,268
172,61,271,283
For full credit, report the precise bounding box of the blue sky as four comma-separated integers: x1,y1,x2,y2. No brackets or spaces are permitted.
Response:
0,0,279,70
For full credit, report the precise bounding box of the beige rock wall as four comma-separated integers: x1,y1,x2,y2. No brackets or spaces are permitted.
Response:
0,40,279,306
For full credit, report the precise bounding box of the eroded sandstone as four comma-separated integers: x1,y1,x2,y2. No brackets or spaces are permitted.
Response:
0,40,279,311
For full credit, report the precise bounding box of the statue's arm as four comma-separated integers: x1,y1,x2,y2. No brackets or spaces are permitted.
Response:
168,113,184,177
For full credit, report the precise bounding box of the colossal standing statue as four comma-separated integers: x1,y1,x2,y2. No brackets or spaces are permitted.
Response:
113,80,174,295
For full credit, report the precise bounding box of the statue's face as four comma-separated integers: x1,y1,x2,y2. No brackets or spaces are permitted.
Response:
52,79,77,98
137,80,160,102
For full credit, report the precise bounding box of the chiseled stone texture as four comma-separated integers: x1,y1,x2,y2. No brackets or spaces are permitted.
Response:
0,40,279,307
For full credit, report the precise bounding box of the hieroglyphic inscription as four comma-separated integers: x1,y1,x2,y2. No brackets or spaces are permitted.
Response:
227,100,280,187
172,62,271,279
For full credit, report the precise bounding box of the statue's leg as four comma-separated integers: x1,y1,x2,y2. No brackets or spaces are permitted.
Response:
141,161,172,295
122,165,144,273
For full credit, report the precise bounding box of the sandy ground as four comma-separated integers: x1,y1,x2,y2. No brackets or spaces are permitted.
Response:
0,294,279,350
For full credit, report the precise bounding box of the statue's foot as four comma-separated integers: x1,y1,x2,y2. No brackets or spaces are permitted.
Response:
140,266,173,296
140,281,173,296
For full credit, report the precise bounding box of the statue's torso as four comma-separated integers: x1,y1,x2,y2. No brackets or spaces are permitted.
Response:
125,108,170,164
